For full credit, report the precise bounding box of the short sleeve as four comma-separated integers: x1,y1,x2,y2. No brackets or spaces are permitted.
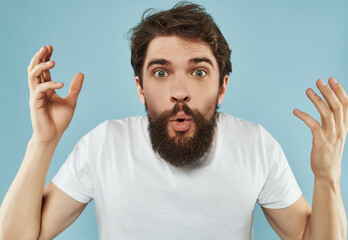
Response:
257,126,302,209
52,122,106,203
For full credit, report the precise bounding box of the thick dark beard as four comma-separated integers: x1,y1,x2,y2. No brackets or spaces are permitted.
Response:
146,102,219,168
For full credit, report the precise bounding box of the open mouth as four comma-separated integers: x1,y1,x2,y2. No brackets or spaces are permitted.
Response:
170,119,192,132
169,111,193,132
170,118,191,123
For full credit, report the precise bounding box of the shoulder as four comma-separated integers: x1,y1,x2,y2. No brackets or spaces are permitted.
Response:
217,112,278,147
218,112,263,137
105,115,147,130
218,112,260,129
80,115,147,142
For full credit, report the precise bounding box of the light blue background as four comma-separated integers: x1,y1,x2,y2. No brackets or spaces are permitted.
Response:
1,0,347,239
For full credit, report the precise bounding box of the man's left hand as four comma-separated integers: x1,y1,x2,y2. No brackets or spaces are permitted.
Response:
294,77,348,181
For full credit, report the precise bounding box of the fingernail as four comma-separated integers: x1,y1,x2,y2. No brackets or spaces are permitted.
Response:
331,78,338,84
319,79,326,87
309,89,315,95
294,109,301,114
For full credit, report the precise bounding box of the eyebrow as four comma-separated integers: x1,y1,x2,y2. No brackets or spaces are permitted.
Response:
146,57,214,70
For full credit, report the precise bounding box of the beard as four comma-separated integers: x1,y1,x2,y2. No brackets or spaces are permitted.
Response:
145,101,219,168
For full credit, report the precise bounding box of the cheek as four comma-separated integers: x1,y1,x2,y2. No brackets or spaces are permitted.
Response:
143,82,170,113
187,82,219,110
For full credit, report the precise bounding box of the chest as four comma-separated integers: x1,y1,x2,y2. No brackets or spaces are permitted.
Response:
93,153,261,239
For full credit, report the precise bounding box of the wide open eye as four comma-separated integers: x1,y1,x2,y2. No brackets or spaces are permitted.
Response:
192,69,207,77
154,70,168,78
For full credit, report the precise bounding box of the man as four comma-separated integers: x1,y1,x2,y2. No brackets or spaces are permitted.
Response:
0,2,347,240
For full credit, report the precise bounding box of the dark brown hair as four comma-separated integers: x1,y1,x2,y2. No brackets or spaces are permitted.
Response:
129,1,232,88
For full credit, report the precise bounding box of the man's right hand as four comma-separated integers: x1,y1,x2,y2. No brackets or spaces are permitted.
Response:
28,45,84,143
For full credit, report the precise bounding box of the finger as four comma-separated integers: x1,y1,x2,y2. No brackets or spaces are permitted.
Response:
27,46,48,72
65,73,84,108
28,61,55,92
316,78,345,137
29,61,55,80
306,87,335,136
42,68,52,82
328,77,348,128
32,81,64,102
43,45,53,62
293,109,325,140
321,115,326,132
42,45,54,82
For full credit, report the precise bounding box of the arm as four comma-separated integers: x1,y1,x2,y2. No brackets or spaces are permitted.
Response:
295,77,347,239
261,196,311,240
262,179,346,240
0,140,88,240
262,77,347,240
0,45,85,239
0,138,59,239
302,176,347,240
38,182,88,240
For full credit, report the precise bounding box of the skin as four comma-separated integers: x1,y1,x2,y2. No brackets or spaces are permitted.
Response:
27,45,84,143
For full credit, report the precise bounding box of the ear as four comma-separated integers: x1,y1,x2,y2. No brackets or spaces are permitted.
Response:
217,75,229,105
135,76,145,105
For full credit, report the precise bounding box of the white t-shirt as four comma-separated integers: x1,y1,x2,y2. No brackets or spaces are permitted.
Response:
52,112,302,240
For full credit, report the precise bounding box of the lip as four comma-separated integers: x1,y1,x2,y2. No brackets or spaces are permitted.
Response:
170,119,192,132
169,111,193,121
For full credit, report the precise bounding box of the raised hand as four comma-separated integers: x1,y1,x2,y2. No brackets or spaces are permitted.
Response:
293,77,348,181
27,45,84,143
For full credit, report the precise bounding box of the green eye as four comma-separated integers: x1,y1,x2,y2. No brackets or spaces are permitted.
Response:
155,70,168,78
193,69,206,77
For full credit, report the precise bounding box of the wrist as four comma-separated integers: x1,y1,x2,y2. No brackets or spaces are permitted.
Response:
30,134,61,146
314,175,341,193
28,136,61,150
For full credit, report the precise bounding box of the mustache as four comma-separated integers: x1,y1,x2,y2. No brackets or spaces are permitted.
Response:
148,102,210,131
146,102,194,121
171,102,194,118
146,100,219,130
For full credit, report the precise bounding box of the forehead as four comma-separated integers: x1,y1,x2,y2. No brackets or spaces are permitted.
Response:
144,35,217,67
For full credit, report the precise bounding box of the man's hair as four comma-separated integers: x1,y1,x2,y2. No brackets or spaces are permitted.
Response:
129,1,232,89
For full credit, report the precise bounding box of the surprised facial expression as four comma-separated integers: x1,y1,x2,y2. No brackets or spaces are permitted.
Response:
135,35,228,167
137,35,227,135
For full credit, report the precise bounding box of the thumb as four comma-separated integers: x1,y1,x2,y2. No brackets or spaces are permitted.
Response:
66,73,84,107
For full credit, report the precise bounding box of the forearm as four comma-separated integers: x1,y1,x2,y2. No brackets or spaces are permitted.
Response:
304,176,347,240
0,138,59,239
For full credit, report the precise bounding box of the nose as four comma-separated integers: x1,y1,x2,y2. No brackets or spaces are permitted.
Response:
170,76,191,103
